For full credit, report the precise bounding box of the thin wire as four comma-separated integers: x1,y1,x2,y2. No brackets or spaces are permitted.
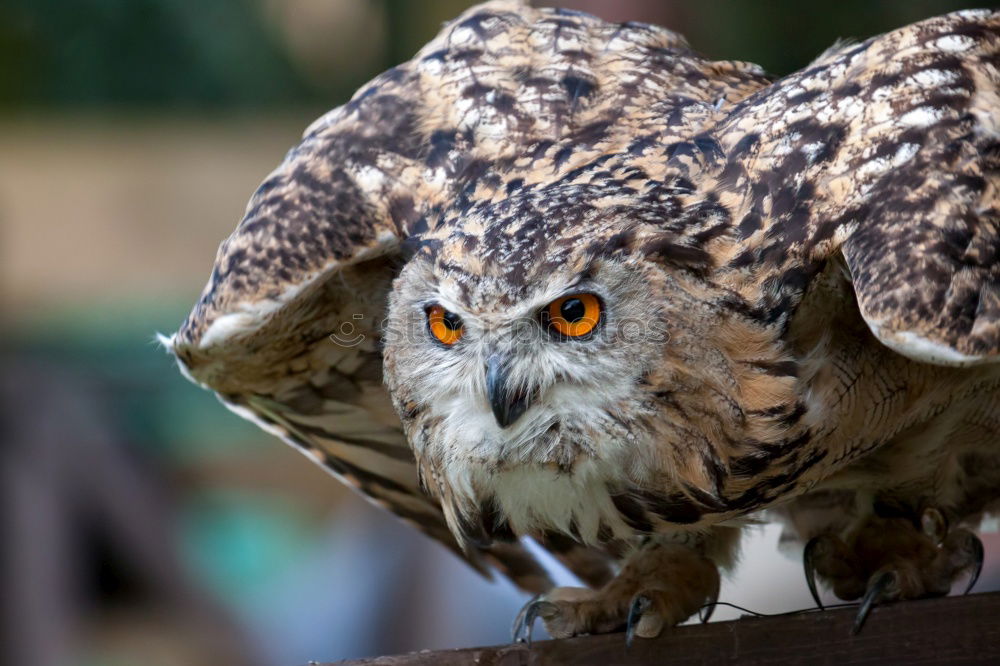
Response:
698,600,862,619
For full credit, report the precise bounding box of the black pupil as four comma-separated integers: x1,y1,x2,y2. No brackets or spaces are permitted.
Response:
442,310,462,330
560,298,586,323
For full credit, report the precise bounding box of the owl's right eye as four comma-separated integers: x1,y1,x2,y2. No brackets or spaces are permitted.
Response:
542,293,602,338
427,305,464,345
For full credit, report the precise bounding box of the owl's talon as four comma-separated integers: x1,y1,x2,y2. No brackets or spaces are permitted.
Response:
507,541,720,642
512,595,558,646
962,532,984,596
804,511,985,628
803,536,826,611
511,593,542,643
698,577,720,623
625,594,652,648
852,570,895,635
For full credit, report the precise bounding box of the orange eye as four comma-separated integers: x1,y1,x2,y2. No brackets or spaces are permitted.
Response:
427,305,464,345
545,293,601,338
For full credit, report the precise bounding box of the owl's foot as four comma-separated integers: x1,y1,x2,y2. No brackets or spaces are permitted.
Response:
512,540,719,645
803,508,983,634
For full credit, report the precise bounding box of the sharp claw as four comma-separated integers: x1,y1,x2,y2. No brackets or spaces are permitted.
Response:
963,533,984,596
511,594,542,644
521,603,541,647
510,593,542,643
852,570,894,636
803,536,825,611
512,596,558,647
625,595,652,649
699,580,719,623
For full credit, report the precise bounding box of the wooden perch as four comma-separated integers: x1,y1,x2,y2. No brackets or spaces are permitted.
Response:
326,591,1000,665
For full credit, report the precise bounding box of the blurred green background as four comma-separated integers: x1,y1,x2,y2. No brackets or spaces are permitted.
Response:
1,2,992,665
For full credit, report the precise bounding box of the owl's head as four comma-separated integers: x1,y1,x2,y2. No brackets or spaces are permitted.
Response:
382,182,721,542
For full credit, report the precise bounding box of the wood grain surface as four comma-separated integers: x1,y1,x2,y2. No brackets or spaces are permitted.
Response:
325,592,1000,665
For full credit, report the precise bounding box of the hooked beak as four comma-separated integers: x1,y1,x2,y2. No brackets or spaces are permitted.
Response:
486,354,531,428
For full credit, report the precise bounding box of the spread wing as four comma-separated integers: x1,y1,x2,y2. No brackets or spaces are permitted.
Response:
711,9,999,366
164,0,769,589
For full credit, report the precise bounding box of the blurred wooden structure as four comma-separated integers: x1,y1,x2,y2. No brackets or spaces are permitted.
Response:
328,591,1000,665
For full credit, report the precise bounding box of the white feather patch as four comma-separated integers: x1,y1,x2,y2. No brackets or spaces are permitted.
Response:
867,321,994,366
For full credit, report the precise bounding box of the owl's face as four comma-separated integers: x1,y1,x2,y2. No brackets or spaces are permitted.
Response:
382,188,689,540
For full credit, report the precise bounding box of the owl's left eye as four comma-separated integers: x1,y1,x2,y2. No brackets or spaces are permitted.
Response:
542,293,602,338
427,304,464,345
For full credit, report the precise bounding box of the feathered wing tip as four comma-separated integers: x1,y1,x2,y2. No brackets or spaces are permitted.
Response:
154,332,173,348
712,9,999,365
839,10,1000,364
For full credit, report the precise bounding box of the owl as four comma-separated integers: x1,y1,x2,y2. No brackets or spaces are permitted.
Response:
164,1,1000,643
